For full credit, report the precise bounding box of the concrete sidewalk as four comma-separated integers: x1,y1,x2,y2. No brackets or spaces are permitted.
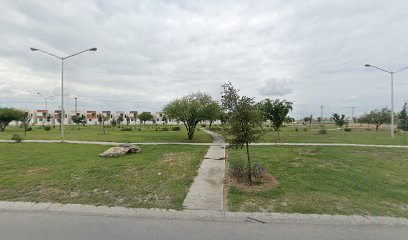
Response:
182,129,226,210
0,201,407,226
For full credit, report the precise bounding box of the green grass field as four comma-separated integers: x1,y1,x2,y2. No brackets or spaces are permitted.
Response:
227,146,408,217
0,125,212,143
0,143,208,209
211,123,408,145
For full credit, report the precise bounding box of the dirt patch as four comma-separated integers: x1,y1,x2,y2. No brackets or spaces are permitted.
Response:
297,148,320,156
229,173,278,192
23,167,51,176
163,152,191,164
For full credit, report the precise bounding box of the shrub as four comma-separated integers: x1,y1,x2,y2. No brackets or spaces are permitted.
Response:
318,129,327,134
120,127,133,131
303,128,308,132
137,127,142,131
252,163,267,181
230,160,246,180
171,126,181,131
162,127,169,131
44,125,51,131
201,123,207,127
344,128,352,132
26,127,32,131
11,134,23,143
295,127,298,132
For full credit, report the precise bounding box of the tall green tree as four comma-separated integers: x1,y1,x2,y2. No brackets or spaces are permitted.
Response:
358,108,391,131
164,92,219,140
21,112,32,136
0,108,25,132
332,113,347,129
221,82,263,183
259,99,293,139
139,112,153,125
398,103,408,131
71,115,86,129
205,102,222,127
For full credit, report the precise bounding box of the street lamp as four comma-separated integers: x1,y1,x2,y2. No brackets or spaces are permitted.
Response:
36,92,54,111
30,47,97,142
365,64,408,138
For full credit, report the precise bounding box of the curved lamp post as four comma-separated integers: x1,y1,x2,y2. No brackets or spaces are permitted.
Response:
365,64,408,138
36,92,54,111
30,47,97,142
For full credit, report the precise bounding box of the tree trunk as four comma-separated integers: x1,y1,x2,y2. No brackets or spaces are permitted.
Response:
277,130,280,140
103,121,105,134
245,142,252,183
209,121,213,128
376,125,379,131
188,126,195,140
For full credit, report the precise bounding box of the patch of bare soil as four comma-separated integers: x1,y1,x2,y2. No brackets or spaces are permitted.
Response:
163,152,191,164
230,173,278,192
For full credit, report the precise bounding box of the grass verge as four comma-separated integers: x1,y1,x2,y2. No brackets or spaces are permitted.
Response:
0,125,212,143
0,143,208,209
227,146,408,218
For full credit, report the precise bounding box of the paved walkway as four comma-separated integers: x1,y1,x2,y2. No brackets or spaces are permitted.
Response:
182,129,226,210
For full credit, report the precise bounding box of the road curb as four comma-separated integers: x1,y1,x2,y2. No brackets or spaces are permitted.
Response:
0,201,406,226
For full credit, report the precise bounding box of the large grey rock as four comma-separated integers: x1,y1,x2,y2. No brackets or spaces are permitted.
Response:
99,147,129,157
117,143,142,153
99,144,142,157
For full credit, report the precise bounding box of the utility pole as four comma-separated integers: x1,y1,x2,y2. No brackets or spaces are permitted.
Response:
320,106,324,125
351,106,355,123
74,97,78,115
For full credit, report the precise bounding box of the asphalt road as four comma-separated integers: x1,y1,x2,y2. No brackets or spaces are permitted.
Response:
0,211,407,240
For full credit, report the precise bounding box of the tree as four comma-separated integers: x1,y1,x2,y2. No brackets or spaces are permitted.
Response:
332,113,346,129
259,99,293,139
126,116,130,125
117,115,124,127
398,103,408,131
218,111,229,125
205,102,222,127
21,112,32,136
164,92,220,140
71,115,86,129
162,115,168,124
0,108,25,132
110,118,117,127
359,108,391,131
97,114,110,134
139,112,153,125
221,82,263,183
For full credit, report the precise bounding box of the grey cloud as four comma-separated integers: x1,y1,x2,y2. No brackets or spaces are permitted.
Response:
259,78,293,96
1,0,408,118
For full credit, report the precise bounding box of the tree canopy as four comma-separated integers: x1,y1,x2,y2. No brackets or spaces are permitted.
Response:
332,113,347,128
163,92,219,140
0,108,25,132
139,112,153,125
221,82,263,182
259,99,293,139
398,103,408,131
358,108,391,131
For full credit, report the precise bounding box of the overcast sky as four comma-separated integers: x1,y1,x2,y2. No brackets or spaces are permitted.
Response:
1,0,408,118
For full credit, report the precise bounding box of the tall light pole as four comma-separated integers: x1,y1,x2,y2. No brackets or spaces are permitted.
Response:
36,92,54,111
74,97,78,115
30,47,97,142
365,64,408,138
351,106,355,123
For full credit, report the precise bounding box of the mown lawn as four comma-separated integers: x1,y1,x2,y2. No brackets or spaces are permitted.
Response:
210,124,408,145
0,143,208,209
227,146,408,218
0,125,212,143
